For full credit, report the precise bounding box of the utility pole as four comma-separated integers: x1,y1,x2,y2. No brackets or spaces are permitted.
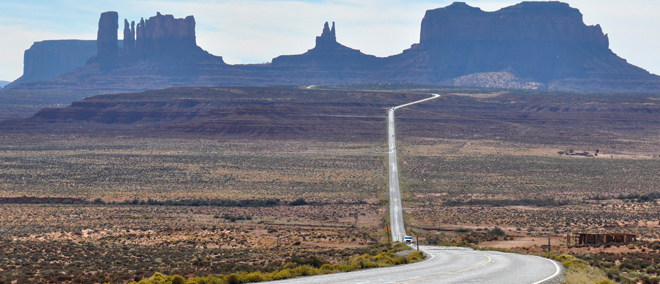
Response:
386,225,391,243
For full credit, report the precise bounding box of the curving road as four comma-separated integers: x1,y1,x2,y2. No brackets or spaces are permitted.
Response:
271,93,563,283
272,246,562,284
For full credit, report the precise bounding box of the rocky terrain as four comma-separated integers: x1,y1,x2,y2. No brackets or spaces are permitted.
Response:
3,2,660,95
3,86,659,147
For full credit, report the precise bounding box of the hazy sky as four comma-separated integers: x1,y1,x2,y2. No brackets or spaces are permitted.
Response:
1,0,659,81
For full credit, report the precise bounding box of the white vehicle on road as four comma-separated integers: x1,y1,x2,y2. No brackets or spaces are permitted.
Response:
404,236,413,245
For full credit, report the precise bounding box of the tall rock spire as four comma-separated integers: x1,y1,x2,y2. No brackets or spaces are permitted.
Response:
330,22,336,38
123,19,136,54
315,21,337,49
97,11,119,69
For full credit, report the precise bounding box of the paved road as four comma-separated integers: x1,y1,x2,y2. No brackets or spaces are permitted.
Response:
271,93,563,283
388,94,440,242
272,246,562,284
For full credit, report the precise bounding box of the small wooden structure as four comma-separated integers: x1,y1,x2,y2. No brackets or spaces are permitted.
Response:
567,233,636,245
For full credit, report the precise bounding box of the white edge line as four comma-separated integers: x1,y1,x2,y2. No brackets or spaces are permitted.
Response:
418,248,436,263
530,256,563,284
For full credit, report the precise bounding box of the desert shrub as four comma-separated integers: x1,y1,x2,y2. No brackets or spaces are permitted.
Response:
488,227,505,236
288,198,307,206
272,269,293,280
224,273,240,284
453,228,472,233
286,255,326,268
171,275,186,284
542,253,611,284
647,266,657,274
129,243,425,284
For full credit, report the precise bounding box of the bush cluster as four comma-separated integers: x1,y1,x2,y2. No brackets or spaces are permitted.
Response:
130,243,425,284
114,198,281,207
443,198,565,207
542,252,660,284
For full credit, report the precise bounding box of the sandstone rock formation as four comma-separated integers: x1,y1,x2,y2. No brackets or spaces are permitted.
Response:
383,1,658,91
4,40,97,89
6,2,660,95
123,19,136,56
97,11,119,70
136,13,198,59
93,12,223,68
272,22,383,71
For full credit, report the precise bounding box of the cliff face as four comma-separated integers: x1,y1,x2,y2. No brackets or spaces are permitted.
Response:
137,13,196,57
420,2,608,46
94,12,223,67
397,1,652,84
97,12,119,70
4,40,97,89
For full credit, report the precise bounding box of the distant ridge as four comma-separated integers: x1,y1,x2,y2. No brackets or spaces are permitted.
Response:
5,1,660,95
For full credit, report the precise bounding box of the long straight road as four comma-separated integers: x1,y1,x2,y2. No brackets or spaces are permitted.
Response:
388,94,440,242
271,93,563,283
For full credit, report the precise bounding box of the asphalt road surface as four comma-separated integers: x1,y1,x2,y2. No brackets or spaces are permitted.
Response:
271,93,563,283
272,246,562,284
388,94,440,242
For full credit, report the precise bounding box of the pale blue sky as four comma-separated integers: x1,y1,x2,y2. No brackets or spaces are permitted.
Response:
1,0,659,81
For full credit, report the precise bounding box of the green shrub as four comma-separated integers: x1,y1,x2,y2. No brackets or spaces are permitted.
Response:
243,272,264,282
224,273,240,284
488,227,505,236
131,243,426,284
272,269,293,280
171,275,186,284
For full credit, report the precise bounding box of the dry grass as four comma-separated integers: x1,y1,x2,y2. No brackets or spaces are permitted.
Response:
0,136,387,202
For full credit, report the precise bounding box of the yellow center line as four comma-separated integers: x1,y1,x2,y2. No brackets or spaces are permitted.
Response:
392,255,492,284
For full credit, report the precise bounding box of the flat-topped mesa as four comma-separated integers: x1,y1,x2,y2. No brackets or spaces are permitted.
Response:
421,1,608,47
97,11,119,68
411,1,630,82
3,40,98,90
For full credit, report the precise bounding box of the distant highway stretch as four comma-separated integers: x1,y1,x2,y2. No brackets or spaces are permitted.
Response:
388,94,440,242
272,93,563,283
